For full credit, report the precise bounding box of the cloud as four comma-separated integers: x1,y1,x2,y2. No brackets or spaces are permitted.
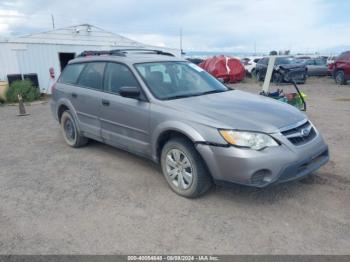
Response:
0,0,349,53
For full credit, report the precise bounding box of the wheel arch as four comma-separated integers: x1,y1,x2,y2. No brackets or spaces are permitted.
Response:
152,122,206,163
56,99,80,128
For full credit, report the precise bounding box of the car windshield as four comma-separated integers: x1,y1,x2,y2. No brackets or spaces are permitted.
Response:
135,61,229,100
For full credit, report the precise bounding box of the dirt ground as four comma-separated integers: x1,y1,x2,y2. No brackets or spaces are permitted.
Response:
0,77,349,254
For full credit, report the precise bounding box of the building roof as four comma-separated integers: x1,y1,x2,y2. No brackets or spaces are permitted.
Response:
0,24,146,47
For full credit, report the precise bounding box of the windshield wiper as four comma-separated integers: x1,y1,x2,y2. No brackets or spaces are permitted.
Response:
164,89,229,100
163,94,198,100
197,89,228,96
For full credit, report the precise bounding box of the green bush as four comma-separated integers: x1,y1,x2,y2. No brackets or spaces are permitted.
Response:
6,80,40,103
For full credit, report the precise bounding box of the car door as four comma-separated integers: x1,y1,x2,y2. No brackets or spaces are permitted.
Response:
345,55,350,76
313,59,328,76
306,59,317,76
261,57,269,76
72,62,105,140
99,62,151,157
256,58,267,78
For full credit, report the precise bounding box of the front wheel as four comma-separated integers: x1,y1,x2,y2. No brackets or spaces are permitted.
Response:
161,137,212,198
272,72,282,84
335,70,347,85
60,111,88,147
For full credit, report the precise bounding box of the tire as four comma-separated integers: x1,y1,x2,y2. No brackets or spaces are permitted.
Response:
60,110,88,147
335,70,347,85
251,68,256,78
256,70,263,81
160,137,212,198
272,72,282,84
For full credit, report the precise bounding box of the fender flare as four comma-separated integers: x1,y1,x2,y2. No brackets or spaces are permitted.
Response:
151,120,206,162
56,99,82,133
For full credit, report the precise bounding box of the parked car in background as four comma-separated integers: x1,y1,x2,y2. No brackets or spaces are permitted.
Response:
186,57,204,65
241,57,261,76
327,55,338,65
332,51,350,85
255,56,307,84
303,58,329,76
51,49,329,198
199,55,245,83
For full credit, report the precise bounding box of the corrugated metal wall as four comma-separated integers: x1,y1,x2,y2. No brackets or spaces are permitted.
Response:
0,43,135,92
0,25,180,92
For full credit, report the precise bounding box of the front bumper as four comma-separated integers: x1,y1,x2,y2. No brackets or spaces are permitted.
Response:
195,132,329,187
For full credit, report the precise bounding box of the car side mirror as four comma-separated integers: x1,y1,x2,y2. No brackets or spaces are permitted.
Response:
119,86,140,99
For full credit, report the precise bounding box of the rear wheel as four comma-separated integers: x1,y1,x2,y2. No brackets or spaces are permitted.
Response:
161,137,212,198
335,70,347,85
60,111,88,147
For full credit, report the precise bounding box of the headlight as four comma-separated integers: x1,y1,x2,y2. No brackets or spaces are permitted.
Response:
219,130,279,150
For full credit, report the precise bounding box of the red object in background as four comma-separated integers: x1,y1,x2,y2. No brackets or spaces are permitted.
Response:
332,51,350,79
49,67,55,79
198,55,245,83
327,62,334,76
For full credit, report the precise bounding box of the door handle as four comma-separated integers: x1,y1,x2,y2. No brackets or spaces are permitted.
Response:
102,99,110,106
72,93,77,98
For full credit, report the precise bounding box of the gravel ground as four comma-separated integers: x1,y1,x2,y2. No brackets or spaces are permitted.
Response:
0,77,349,254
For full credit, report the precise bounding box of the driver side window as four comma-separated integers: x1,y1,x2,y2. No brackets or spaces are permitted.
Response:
104,63,139,94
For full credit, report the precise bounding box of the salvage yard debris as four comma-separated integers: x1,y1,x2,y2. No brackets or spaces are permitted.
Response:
199,55,245,83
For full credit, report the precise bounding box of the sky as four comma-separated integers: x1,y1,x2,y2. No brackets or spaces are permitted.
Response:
0,0,349,54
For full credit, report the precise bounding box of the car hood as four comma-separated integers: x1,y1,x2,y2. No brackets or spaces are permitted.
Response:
163,90,306,133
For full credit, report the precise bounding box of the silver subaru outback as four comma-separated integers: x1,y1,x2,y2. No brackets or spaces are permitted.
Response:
50,49,329,198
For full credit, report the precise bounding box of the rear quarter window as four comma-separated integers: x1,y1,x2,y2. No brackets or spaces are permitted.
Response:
59,63,85,84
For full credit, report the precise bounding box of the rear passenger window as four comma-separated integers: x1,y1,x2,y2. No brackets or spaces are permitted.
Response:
77,62,105,90
59,63,85,84
104,63,139,94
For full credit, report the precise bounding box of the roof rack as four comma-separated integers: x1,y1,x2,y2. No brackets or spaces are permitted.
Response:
78,50,126,57
112,49,175,57
77,48,175,58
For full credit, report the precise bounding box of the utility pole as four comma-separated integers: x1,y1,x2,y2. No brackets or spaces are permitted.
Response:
180,27,183,56
51,14,55,29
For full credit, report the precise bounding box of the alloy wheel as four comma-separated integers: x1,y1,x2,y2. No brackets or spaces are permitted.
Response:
165,149,193,190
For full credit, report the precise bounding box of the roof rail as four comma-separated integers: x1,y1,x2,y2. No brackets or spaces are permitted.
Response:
111,49,175,57
77,50,126,57
77,49,175,58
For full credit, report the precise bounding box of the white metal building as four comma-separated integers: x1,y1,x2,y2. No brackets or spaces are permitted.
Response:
0,24,180,93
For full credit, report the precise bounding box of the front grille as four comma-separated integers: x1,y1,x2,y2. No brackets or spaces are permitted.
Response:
281,121,316,145
283,67,306,82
